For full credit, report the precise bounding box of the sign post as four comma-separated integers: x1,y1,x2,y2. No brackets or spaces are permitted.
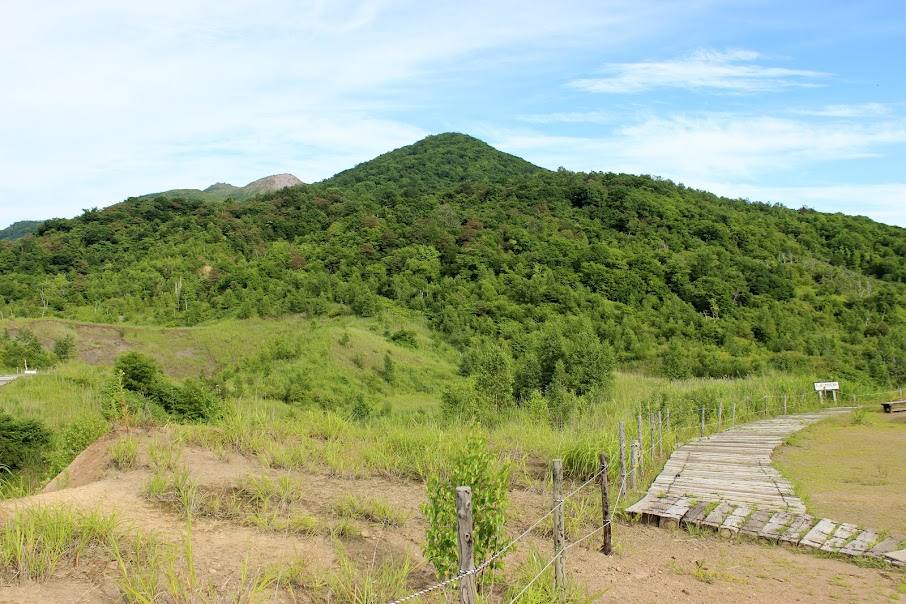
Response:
813,381,839,405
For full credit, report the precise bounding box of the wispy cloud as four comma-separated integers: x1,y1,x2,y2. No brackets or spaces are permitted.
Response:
793,103,891,118
494,113,906,182
518,111,618,124
568,49,829,94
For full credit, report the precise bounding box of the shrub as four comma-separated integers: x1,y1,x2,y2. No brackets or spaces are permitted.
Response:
52,335,76,362
114,351,163,395
0,412,51,472
422,437,509,580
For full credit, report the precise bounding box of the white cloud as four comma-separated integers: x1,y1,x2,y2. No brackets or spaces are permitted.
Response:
793,103,891,118
568,48,829,94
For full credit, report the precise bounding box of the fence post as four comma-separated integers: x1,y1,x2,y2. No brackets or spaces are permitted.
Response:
718,402,723,432
648,413,655,462
630,440,640,490
552,459,565,590
599,453,612,555
852,393,857,406
637,413,644,472
618,421,627,496
700,405,705,438
763,395,768,416
832,389,837,404
657,409,663,457
732,401,737,427
665,407,670,433
456,486,477,604
783,394,788,415
900,386,903,400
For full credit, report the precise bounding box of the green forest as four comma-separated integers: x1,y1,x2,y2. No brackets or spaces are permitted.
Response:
2,132,905,393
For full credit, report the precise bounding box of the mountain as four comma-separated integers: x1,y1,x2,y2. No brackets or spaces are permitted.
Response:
323,132,545,191
136,173,303,204
2,132,906,386
0,220,42,240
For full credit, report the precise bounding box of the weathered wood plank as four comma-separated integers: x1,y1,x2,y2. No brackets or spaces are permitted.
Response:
701,502,733,530
869,536,905,557
740,509,773,536
839,530,880,556
681,501,711,528
659,497,692,529
778,515,814,546
760,512,794,541
799,519,837,549
718,505,751,538
820,523,860,552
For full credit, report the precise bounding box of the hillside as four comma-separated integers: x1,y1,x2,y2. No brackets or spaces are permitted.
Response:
0,219,42,240
1,132,905,388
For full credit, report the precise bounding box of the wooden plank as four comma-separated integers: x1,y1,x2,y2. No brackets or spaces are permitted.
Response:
869,536,905,557
659,497,692,529
820,523,860,552
839,530,880,556
799,519,837,549
740,509,773,536
701,502,733,530
760,512,794,541
718,505,751,538
681,501,711,528
778,515,814,545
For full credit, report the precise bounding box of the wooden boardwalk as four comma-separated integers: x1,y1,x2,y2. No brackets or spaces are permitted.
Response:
626,409,905,566
0,374,22,387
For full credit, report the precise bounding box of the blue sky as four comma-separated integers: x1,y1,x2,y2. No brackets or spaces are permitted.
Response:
2,0,905,228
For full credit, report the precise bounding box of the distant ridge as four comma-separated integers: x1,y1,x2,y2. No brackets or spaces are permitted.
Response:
138,173,303,204
0,220,42,240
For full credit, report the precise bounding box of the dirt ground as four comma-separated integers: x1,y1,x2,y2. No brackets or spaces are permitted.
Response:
1,429,903,603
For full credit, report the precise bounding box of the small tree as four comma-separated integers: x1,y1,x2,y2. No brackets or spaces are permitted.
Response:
422,438,509,580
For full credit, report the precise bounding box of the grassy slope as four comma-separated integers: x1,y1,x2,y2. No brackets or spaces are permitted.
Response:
775,408,906,535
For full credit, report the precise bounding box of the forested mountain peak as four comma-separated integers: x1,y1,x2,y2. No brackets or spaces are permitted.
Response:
322,132,546,191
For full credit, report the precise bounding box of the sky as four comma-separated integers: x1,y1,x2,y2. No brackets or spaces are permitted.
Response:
2,0,905,229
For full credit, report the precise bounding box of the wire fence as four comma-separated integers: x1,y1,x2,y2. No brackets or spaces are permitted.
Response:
386,385,901,604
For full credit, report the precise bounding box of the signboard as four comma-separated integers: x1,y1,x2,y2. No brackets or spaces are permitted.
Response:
814,381,839,391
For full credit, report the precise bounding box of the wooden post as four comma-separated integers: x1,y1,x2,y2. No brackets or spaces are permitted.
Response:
783,394,788,415
899,386,903,400
718,402,723,432
732,401,737,427
657,409,663,457
637,413,644,472
456,487,477,604
630,440,640,490
552,459,565,590
700,405,705,438
818,390,824,405
763,395,768,416
831,389,837,404
618,421,627,495
648,413,655,461
665,407,670,430
599,454,612,555
852,393,857,406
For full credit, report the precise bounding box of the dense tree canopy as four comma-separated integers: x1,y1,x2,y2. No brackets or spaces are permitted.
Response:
2,133,905,385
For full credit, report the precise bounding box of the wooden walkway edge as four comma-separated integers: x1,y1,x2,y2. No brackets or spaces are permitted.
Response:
626,408,906,566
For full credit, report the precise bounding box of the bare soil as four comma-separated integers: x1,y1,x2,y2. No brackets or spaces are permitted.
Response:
1,429,903,603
